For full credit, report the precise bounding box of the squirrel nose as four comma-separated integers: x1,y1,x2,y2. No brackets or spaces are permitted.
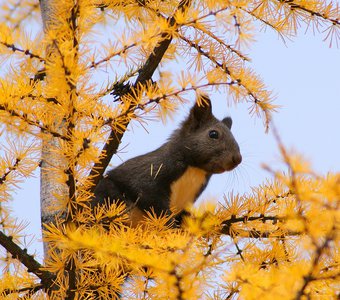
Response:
232,153,242,166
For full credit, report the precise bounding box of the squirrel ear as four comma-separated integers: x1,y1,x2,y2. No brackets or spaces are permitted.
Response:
180,94,213,132
189,94,212,125
222,117,232,129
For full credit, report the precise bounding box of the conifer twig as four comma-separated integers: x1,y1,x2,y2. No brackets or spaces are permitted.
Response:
294,226,337,299
0,104,71,141
2,283,43,297
278,0,340,26
0,41,45,62
0,230,55,285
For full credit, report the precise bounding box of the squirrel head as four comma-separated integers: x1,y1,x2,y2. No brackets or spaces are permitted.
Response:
173,94,242,174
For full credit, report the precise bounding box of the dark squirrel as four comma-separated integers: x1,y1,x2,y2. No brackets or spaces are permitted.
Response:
94,95,242,226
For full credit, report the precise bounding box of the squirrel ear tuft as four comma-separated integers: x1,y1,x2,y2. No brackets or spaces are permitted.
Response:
222,117,232,129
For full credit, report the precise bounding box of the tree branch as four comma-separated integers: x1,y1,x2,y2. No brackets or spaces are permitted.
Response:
0,41,45,62
101,81,240,127
278,0,340,26
0,230,55,285
294,226,336,299
2,283,43,297
88,0,192,193
0,158,20,184
221,215,281,231
220,215,301,237
0,104,71,141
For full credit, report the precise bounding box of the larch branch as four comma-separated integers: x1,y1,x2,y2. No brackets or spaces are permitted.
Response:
88,0,193,193
0,230,55,285
0,41,45,62
0,104,71,141
2,283,43,297
278,0,340,26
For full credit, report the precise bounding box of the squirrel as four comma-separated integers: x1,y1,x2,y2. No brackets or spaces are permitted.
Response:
93,95,242,226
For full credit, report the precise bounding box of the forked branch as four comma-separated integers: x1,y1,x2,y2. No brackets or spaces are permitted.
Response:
88,0,193,192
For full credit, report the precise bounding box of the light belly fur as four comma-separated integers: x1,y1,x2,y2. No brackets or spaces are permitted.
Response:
170,166,207,214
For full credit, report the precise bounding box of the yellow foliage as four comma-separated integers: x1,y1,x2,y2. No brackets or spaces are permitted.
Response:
0,0,339,299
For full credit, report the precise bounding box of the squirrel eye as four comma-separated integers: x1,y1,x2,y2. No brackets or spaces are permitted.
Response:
209,130,219,139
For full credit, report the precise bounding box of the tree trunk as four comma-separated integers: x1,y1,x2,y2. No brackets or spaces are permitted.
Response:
39,0,68,259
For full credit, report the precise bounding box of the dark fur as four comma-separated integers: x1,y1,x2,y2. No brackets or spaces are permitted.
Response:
94,96,242,224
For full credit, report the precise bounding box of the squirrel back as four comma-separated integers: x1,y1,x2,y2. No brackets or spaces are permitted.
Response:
94,95,242,226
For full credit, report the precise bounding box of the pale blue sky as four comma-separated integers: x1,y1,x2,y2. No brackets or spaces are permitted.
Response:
3,7,340,261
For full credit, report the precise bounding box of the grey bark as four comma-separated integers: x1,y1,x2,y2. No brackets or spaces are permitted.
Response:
39,0,68,258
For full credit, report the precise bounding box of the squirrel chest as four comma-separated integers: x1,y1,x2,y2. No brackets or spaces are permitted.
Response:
127,166,208,227
169,166,208,213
